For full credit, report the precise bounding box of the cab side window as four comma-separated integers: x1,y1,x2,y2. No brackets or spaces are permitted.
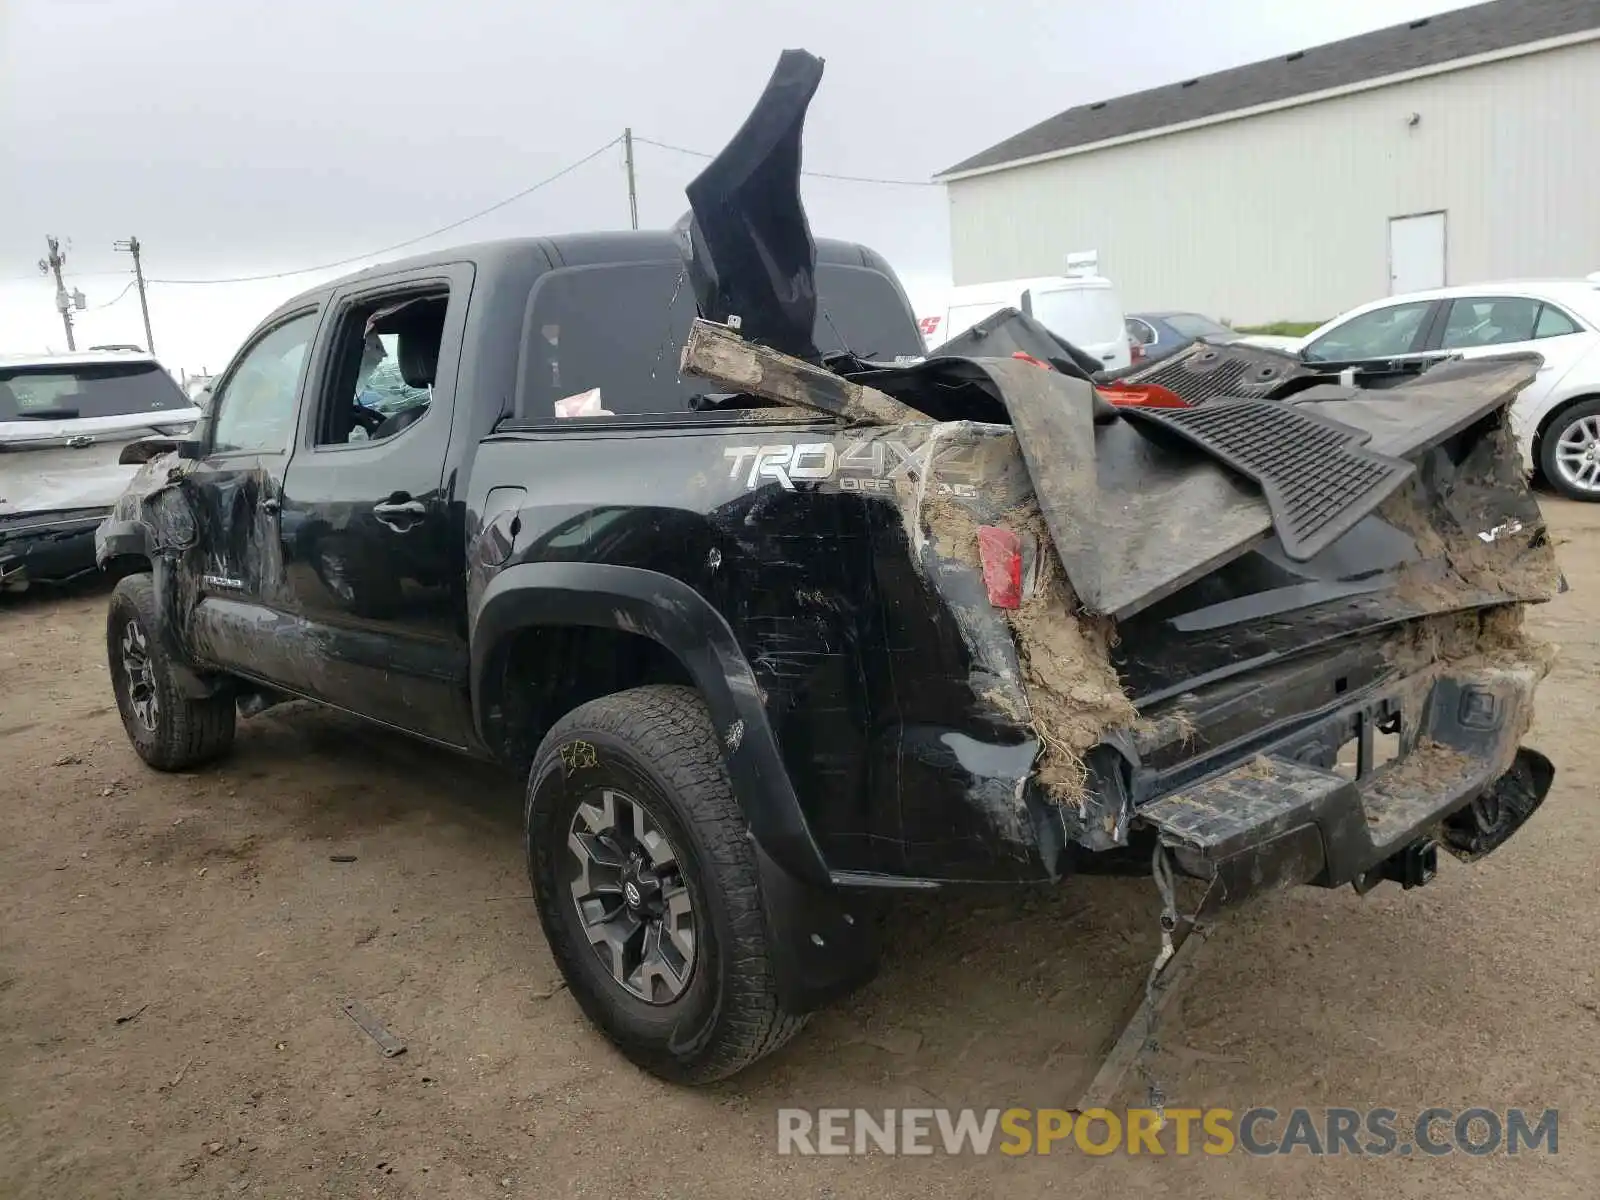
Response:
520,264,697,419
314,291,448,446
210,312,317,454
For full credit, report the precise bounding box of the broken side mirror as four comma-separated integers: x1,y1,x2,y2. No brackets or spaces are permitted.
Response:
119,435,198,466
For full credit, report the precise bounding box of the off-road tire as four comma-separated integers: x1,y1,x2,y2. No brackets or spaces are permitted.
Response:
525,685,806,1083
107,573,236,770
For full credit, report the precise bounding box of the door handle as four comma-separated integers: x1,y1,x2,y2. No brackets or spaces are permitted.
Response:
372,497,426,529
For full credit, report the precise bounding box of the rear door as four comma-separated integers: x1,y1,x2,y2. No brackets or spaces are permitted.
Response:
1426,294,1593,403
273,264,475,746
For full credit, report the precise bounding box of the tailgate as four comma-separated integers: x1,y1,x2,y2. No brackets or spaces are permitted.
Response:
1,410,200,517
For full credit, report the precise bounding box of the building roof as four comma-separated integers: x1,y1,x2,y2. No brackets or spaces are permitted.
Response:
939,0,1600,178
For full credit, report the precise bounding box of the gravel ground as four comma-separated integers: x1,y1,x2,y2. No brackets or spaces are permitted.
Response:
2,499,1597,1199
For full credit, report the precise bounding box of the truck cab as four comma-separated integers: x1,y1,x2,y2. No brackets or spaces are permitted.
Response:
100,233,922,743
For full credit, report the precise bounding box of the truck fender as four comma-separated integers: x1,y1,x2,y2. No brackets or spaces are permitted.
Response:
471,561,829,888
472,563,880,1011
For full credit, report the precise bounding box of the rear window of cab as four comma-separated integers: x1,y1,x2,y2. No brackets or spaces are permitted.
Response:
516,261,922,420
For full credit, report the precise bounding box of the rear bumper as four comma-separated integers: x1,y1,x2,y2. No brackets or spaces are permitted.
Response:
0,508,109,588
1137,659,1552,902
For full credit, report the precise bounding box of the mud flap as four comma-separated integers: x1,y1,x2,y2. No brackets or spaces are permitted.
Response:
752,838,879,1014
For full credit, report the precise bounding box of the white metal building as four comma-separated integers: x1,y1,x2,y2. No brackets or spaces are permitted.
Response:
937,0,1600,325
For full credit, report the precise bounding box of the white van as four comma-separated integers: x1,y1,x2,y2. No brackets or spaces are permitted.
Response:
918,258,1133,371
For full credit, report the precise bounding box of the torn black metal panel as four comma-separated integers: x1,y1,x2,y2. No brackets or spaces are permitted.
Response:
1112,338,1312,402
964,357,1275,619
681,49,825,362
924,306,1107,380
909,352,1546,621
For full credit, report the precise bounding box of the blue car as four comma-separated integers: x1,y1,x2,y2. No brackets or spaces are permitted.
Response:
1125,311,1244,365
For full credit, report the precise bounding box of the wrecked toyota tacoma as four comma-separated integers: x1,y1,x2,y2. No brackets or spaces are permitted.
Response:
97,51,1562,1086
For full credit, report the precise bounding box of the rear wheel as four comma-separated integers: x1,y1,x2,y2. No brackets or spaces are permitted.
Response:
107,573,236,770
1539,398,1600,501
525,685,806,1083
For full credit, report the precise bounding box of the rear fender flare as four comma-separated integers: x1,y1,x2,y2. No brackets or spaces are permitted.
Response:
471,561,829,887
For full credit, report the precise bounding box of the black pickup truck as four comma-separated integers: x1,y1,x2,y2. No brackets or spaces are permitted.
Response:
98,52,1561,1084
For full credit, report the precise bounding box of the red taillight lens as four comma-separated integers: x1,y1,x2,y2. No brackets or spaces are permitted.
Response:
1130,342,1145,363
1097,383,1191,409
978,526,1022,609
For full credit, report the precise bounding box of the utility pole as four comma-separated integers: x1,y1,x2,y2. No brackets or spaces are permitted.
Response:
623,127,639,230
114,236,156,355
39,235,83,351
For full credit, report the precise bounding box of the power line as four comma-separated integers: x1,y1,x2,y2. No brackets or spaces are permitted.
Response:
92,279,139,309
1,268,129,283
15,128,933,294
633,135,937,187
146,136,623,286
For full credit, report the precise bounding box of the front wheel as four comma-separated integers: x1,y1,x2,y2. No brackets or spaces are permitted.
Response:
107,573,236,770
1539,398,1600,501
525,685,806,1083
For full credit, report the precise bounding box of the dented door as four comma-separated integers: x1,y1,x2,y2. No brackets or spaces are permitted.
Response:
180,310,321,691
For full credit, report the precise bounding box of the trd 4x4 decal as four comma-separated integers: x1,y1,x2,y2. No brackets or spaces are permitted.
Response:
722,436,978,497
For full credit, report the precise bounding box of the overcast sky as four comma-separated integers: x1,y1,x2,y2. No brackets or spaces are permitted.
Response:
2,0,1471,372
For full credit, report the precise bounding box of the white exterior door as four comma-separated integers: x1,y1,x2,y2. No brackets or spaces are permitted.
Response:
1388,212,1447,295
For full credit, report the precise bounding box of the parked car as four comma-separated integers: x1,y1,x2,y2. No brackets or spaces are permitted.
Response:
1,348,201,590
97,50,1558,1089
1125,311,1244,364
921,266,1133,371
1234,332,1304,351
1280,282,1600,500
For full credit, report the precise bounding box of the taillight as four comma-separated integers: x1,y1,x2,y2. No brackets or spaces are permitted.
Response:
1097,383,1191,409
1130,341,1145,363
978,526,1022,609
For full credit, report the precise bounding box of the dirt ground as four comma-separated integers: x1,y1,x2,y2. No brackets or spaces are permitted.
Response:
3,501,1598,1199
